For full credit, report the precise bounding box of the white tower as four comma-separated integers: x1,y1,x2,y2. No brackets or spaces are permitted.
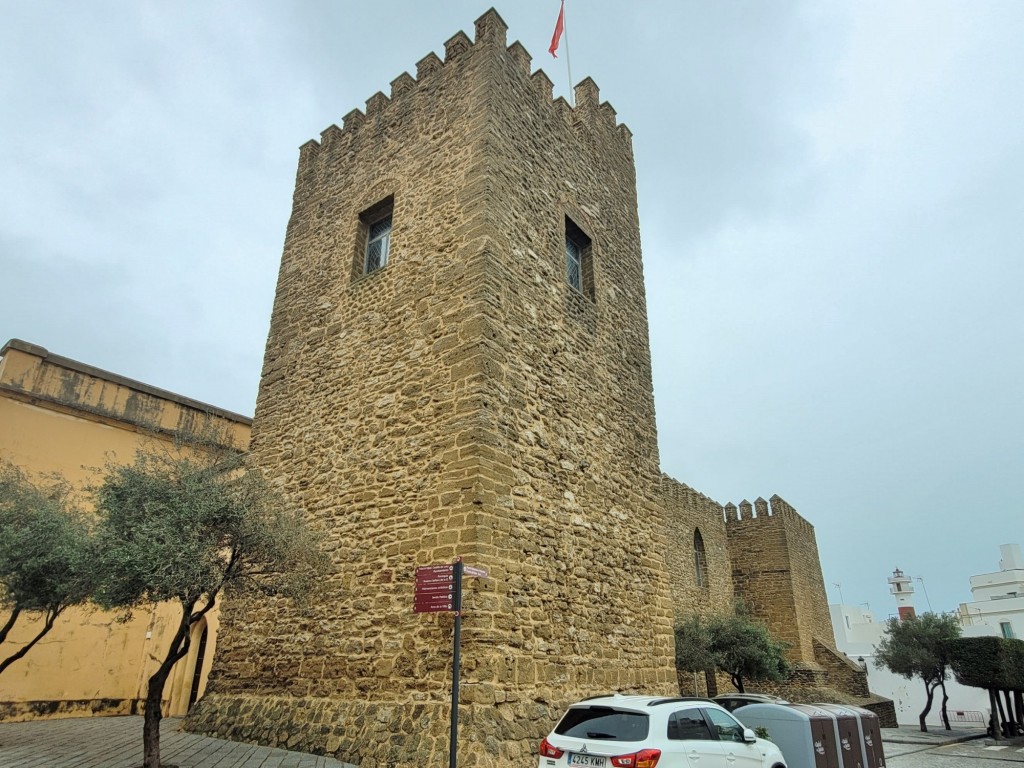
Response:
888,567,917,620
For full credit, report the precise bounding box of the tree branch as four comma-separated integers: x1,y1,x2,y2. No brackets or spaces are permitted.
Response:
190,591,219,625
0,606,60,676
0,606,22,646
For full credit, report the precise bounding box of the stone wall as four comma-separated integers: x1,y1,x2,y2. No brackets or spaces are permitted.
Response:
189,10,675,767
660,478,734,695
725,495,836,665
661,478,734,620
813,639,870,699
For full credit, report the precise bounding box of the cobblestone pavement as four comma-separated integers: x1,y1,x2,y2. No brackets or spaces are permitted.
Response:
886,740,1024,766
882,726,1024,767
0,716,358,768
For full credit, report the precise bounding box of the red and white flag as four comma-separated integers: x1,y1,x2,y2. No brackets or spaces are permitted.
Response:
549,0,565,58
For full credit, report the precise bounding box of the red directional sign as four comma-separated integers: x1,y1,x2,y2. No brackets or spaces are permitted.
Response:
415,564,458,613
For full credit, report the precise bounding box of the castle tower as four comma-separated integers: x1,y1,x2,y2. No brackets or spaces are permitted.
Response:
888,567,917,620
723,495,836,667
188,10,676,766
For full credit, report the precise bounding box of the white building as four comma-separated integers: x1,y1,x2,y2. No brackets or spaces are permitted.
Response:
828,550,1024,729
958,543,1024,640
830,600,989,727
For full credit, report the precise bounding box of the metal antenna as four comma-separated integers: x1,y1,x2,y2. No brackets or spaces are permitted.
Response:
915,576,934,612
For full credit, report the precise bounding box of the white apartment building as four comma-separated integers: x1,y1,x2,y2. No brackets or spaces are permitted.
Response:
958,543,1024,640
829,546,1024,728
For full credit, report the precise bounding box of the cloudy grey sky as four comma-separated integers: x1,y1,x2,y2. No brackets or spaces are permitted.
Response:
2,1,1020,621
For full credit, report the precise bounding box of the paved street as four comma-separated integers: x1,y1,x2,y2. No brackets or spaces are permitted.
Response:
0,716,357,768
882,726,1024,767
0,716,1020,767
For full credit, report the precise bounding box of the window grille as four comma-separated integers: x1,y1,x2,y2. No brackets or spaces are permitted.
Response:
365,214,392,273
566,236,582,291
563,216,594,301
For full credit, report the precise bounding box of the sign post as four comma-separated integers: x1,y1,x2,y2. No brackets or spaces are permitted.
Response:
413,559,487,768
448,559,463,768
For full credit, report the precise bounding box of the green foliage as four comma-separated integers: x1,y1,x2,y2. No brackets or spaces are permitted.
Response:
754,725,772,741
675,614,716,673
874,612,961,682
0,462,92,613
949,636,1024,691
0,461,94,673
92,447,327,611
674,605,789,693
874,612,962,731
91,444,328,768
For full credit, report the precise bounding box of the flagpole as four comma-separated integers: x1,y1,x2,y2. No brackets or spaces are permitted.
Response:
563,0,574,105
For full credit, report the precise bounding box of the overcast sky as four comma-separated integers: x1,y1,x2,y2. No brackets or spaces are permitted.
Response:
2,1,1021,623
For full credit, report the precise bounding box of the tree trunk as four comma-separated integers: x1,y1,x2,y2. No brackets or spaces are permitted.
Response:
989,689,1000,741
940,680,951,730
142,601,198,768
0,606,22,645
918,681,936,733
1003,690,1016,737
0,608,57,676
995,689,1009,738
732,674,745,694
142,667,168,768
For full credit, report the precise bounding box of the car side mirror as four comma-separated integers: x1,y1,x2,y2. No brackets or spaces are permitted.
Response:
742,727,757,744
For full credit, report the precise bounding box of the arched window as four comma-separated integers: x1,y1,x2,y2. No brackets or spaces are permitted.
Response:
694,529,708,588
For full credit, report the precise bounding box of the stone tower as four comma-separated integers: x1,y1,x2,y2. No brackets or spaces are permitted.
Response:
189,9,676,766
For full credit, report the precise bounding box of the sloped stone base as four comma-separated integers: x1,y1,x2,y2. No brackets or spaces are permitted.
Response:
185,692,561,768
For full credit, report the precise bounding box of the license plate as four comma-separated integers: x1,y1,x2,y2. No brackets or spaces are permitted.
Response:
568,754,607,767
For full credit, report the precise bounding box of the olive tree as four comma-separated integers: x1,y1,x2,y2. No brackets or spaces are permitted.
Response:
92,447,328,768
0,461,93,675
675,606,789,694
874,612,961,732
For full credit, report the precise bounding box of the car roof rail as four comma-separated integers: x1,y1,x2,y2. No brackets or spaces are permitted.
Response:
579,693,619,702
647,697,714,707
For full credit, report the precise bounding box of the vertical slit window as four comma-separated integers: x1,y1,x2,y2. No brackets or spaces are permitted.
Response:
694,529,708,588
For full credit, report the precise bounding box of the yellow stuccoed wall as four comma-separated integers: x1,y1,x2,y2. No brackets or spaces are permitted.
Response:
0,339,248,721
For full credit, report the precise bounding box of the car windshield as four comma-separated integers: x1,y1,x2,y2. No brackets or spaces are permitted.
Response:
555,706,650,741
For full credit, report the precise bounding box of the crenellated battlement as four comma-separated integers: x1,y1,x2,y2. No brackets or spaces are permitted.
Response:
723,494,815,535
295,8,631,176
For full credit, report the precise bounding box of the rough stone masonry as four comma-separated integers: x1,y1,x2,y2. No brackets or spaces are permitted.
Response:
186,9,883,766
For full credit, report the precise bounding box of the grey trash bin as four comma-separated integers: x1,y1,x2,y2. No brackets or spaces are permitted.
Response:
734,703,841,768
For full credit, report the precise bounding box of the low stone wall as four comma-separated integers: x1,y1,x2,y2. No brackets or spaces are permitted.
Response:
861,699,898,728
186,693,563,767
814,638,870,698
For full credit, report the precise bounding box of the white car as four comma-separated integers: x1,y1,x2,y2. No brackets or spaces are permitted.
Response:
538,694,788,768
